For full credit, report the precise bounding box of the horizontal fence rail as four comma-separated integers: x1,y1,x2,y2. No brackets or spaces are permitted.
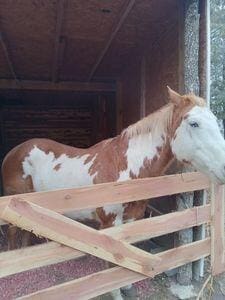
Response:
18,239,211,300
0,171,223,300
0,172,210,226
0,204,210,278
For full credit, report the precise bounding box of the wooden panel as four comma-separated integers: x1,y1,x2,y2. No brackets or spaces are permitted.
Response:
0,79,116,91
211,184,225,275
2,198,160,276
1,104,93,153
0,204,210,278
119,56,142,128
18,238,210,300
0,172,211,225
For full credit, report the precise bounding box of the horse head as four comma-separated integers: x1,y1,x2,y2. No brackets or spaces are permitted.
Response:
168,87,225,184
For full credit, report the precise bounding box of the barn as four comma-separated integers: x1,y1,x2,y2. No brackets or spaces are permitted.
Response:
0,0,213,299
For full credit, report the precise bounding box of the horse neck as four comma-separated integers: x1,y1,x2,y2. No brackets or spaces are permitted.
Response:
118,130,174,180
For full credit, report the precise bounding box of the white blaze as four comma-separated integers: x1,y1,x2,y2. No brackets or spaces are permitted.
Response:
171,106,225,184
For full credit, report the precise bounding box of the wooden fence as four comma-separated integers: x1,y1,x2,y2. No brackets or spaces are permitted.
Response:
0,172,224,299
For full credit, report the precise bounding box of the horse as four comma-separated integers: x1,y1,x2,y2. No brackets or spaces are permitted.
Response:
2,87,225,299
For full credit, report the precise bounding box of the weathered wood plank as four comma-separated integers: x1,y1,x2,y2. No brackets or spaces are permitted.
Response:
211,184,225,275
0,205,210,278
87,0,136,81
0,172,210,226
1,199,160,276
18,238,210,300
0,79,116,92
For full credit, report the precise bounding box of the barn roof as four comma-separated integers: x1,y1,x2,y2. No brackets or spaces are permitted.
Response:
0,0,177,85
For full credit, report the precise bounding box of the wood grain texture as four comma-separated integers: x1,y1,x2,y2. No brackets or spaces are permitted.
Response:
0,204,210,278
18,238,210,300
87,0,135,80
211,184,225,275
0,79,116,91
1,198,160,276
0,172,210,225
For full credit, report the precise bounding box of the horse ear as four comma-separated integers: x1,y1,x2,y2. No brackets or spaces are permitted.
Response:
167,86,182,106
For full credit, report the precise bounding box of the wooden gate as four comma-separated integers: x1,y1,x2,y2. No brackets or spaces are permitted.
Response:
0,172,224,299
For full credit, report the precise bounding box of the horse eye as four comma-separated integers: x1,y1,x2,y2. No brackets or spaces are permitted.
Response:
190,122,199,128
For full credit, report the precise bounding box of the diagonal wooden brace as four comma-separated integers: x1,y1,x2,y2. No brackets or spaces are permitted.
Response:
1,198,161,276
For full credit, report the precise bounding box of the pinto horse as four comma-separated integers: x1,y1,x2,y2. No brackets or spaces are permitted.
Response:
2,87,225,299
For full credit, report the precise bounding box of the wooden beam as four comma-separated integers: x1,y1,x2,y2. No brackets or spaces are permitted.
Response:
0,172,210,226
0,79,116,92
211,184,225,275
2,198,161,276
140,56,146,118
176,0,200,285
18,238,210,300
87,0,135,81
52,0,66,82
0,204,210,278
0,32,18,81
116,80,123,134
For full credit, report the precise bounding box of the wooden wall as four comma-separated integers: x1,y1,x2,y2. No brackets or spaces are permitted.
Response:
0,91,116,160
145,26,179,114
118,56,142,130
117,2,179,130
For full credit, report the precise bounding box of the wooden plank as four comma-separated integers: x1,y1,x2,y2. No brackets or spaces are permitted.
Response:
107,204,210,243
0,32,18,82
87,0,135,81
18,238,210,300
0,172,210,227
0,205,210,278
140,56,146,118
116,80,123,134
211,184,225,275
52,0,66,82
1,199,160,276
0,79,116,92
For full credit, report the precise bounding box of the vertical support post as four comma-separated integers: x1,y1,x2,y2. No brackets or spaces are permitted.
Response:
211,184,225,275
116,80,123,134
193,0,210,280
176,0,200,285
140,56,146,118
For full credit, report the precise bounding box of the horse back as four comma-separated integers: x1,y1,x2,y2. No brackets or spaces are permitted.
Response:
1,138,85,195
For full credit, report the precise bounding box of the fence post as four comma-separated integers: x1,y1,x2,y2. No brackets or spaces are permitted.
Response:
211,184,225,275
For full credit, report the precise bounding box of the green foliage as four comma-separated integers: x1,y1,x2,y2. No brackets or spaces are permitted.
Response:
211,0,225,119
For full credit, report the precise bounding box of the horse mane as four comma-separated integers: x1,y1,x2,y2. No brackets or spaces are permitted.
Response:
123,103,174,138
122,93,206,139
183,93,206,107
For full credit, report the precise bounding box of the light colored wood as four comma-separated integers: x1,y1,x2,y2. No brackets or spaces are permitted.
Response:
1,198,160,276
211,184,225,275
0,172,210,226
0,204,210,278
52,0,66,82
0,79,116,92
107,204,210,243
18,238,210,300
87,0,135,81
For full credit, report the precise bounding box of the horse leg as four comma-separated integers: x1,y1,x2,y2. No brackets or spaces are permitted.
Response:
7,225,19,250
120,284,138,299
100,227,137,299
21,230,32,248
